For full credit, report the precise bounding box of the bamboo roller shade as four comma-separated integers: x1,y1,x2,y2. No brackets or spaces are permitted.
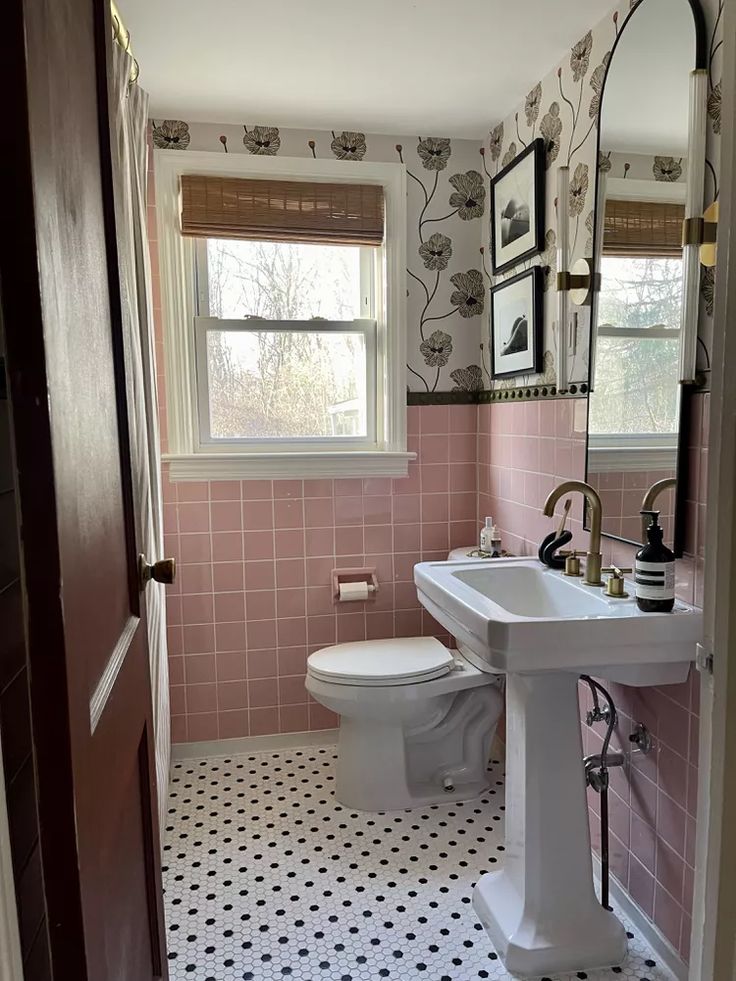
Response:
180,174,384,246
603,198,685,258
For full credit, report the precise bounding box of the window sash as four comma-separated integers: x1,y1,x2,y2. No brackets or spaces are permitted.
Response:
596,323,681,339
193,239,376,320
193,316,378,451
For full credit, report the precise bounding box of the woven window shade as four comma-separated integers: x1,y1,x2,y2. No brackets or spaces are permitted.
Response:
180,174,384,247
603,198,685,258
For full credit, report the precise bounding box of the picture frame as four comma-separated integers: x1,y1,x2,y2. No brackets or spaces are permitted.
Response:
490,138,546,275
490,266,543,379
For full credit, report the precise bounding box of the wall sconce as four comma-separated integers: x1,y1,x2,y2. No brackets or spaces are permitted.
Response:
557,166,603,393
686,199,718,268
679,69,708,384
557,258,599,306
555,166,570,393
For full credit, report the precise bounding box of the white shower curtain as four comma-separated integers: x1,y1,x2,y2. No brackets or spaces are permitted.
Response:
110,44,171,833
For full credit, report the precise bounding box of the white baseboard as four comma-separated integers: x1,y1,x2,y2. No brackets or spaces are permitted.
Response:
173,730,506,766
593,855,688,981
171,728,339,761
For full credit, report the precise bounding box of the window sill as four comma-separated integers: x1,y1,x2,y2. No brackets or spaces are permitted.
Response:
588,444,678,473
163,450,417,481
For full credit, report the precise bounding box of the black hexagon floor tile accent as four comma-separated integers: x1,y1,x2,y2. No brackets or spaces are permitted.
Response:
161,746,674,981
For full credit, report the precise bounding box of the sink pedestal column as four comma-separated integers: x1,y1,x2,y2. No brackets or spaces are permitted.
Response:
473,671,627,978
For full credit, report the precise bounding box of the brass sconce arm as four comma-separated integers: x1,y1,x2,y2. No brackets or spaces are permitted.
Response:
556,258,600,306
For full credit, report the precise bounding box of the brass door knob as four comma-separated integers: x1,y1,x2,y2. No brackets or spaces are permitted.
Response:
138,554,177,589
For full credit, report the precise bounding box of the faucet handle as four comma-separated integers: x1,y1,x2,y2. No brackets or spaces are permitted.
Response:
563,550,583,578
602,566,632,598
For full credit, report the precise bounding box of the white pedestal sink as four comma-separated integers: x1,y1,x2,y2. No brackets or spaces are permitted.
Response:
414,557,701,978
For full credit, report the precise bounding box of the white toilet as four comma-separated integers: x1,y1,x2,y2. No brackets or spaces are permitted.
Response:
306,633,503,811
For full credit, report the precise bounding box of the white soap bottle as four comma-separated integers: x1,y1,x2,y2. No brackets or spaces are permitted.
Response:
480,517,501,556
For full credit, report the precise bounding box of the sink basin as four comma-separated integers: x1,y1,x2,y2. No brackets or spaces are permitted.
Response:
414,556,702,977
415,556,701,685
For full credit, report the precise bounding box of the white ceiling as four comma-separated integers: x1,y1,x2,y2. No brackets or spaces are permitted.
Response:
600,0,695,155
121,0,614,138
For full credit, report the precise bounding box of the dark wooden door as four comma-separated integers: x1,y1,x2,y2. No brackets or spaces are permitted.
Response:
1,0,168,979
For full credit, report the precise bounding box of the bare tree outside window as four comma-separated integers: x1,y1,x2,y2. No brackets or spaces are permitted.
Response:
203,239,368,440
589,256,682,436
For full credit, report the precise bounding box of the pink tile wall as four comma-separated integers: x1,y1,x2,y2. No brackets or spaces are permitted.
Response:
477,398,589,556
147,146,480,744
160,405,478,743
477,392,709,962
581,671,700,962
589,470,676,545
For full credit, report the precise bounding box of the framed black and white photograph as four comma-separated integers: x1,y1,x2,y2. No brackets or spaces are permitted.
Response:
490,267,543,379
490,138,545,275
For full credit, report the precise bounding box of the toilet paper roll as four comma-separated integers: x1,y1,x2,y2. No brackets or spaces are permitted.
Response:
338,581,370,602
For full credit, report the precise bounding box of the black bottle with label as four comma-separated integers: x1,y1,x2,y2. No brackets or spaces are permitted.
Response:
635,510,675,612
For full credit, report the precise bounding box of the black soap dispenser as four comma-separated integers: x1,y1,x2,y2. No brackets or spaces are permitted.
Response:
635,510,675,612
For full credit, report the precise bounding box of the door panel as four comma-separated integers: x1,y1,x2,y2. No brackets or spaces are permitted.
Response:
1,0,168,978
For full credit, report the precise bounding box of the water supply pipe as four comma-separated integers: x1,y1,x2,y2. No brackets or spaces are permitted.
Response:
580,675,622,911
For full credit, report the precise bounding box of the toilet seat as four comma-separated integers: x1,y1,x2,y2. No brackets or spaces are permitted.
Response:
307,636,455,687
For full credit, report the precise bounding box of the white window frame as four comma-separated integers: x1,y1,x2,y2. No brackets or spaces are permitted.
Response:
154,149,412,480
193,238,378,321
589,320,682,470
587,432,679,473
193,317,377,449
589,250,683,472
606,177,687,205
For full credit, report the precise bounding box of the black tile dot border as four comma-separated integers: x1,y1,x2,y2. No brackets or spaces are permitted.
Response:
406,387,588,406
162,746,674,981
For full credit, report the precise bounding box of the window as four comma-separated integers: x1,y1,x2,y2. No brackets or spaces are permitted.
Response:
154,151,410,479
590,254,682,436
589,253,682,471
194,239,376,446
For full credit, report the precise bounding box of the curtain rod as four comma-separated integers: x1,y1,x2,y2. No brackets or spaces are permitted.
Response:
110,0,140,84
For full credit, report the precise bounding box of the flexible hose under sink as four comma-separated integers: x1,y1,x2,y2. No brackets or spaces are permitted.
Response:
580,674,617,911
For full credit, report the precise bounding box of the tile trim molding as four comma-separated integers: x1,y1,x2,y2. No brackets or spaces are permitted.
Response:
406,391,480,406
407,385,589,406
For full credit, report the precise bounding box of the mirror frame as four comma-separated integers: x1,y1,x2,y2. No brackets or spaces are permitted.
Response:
585,0,708,557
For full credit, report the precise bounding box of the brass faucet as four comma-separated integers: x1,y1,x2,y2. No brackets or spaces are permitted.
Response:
641,477,676,542
543,480,604,586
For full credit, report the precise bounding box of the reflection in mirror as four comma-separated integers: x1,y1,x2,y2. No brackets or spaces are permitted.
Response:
586,0,698,552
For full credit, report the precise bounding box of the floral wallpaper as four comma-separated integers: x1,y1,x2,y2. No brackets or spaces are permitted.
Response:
149,0,723,397
480,0,724,390
150,120,485,393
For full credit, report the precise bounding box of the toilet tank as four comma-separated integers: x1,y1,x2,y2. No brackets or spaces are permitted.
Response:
445,547,498,667
446,546,492,562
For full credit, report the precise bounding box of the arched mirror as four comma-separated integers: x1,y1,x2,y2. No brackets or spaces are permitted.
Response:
585,0,705,554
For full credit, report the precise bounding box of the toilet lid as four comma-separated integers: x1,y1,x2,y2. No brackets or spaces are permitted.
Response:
307,637,454,687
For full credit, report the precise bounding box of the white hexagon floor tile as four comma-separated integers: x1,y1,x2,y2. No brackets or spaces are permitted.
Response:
162,746,675,981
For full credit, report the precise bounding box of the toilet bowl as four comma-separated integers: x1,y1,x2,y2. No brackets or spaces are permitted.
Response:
306,636,503,811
